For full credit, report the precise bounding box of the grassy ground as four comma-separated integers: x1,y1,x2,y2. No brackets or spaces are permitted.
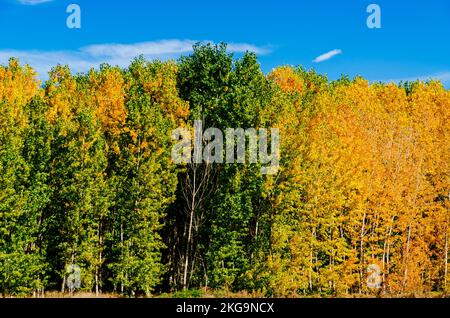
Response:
2,289,448,298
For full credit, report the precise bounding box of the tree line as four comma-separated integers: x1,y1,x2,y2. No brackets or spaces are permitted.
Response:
0,43,449,296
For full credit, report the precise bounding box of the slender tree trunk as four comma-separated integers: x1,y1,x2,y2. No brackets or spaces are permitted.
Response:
402,222,412,291
183,166,196,289
382,222,393,294
309,249,313,291
120,221,124,294
359,211,366,292
183,208,194,289
444,224,448,289
446,193,450,288
95,222,101,295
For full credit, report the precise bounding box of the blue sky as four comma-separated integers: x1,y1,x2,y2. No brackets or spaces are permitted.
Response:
0,0,449,86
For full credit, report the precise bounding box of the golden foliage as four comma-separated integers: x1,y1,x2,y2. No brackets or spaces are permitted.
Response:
0,59,40,130
264,72,450,295
268,66,304,94
89,67,127,136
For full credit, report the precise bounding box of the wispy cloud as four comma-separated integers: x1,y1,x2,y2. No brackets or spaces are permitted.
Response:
226,43,271,56
0,39,272,79
313,49,342,63
380,72,450,87
84,40,271,58
371,71,450,89
83,40,195,58
17,0,53,5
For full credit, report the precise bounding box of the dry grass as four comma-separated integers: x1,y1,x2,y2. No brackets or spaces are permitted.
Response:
2,289,448,298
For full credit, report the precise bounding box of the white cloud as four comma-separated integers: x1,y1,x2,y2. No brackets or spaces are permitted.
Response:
381,72,450,87
0,40,271,80
82,40,197,59
392,72,450,83
313,49,342,63
83,40,271,58
17,0,53,5
226,43,271,55
0,50,97,76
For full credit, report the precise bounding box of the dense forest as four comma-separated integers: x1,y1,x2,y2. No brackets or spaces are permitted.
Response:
0,43,449,297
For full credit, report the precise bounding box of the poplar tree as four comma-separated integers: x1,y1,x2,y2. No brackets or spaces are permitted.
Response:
107,58,188,295
43,66,109,292
0,59,45,295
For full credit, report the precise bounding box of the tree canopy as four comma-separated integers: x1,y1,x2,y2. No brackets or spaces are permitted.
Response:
0,44,449,297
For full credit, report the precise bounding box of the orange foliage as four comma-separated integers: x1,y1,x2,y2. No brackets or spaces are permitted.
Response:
268,66,304,94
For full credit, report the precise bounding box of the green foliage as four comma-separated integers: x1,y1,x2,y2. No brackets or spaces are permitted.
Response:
106,58,187,295
0,60,46,295
0,46,449,298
